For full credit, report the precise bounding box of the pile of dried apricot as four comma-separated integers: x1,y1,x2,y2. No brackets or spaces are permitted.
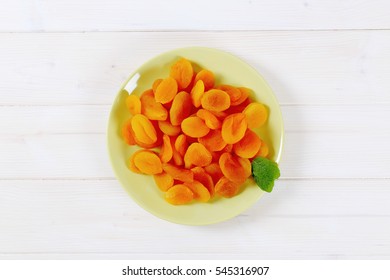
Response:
122,58,269,205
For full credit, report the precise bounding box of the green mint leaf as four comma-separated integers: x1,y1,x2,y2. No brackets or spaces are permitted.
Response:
251,157,280,192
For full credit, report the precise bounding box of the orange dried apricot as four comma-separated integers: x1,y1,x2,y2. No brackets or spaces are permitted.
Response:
169,137,184,166
256,141,269,158
184,142,212,168
215,177,240,198
226,97,251,115
131,120,162,149
221,113,247,144
170,91,192,126
243,102,268,128
195,69,215,90
154,172,174,192
181,116,210,138
204,163,224,184
126,94,141,115
217,85,242,106
133,150,162,175
165,184,194,205
221,143,233,153
201,89,230,112
198,130,227,152
211,110,228,119
191,167,214,197
174,134,188,157
131,114,158,145
172,149,184,166
140,90,168,121
170,58,193,89
158,120,181,136
196,109,221,130
190,80,204,108
233,130,262,158
219,152,251,183
211,151,220,163
155,77,178,104
122,119,136,145
184,180,210,202
163,163,194,182
159,134,173,163
152,79,163,93
235,87,250,105
128,150,143,173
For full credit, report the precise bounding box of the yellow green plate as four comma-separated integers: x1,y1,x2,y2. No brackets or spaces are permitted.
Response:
107,47,284,225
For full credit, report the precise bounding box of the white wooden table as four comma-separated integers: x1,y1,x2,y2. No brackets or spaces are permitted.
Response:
1,0,390,259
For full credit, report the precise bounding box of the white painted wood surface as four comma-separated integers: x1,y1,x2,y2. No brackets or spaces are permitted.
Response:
1,1,390,260
1,0,390,31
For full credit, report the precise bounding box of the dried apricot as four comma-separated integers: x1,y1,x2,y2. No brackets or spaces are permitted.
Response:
170,58,193,89
128,150,144,173
221,144,233,153
131,114,157,145
195,69,215,90
191,167,214,196
204,163,224,184
175,134,188,157
233,130,261,158
215,177,240,198
211,111,228,119
126,94,141,115
165,184,194,205
170,91,192,126
152,79,163,93
133,150,162,175
196,109,221,130
181,116,210,138
155,77,178,104
159,134,173,163
221,113,247,144
154,172,174,192
198,130,227,152
184,143,212,168
235,87,250,106
243,102,268,128
217,85,242,106
140,90,168,121
256,141,269,158
190,80,204,108
163,163,194,182
201,89,230,112
184,180,210,202
158,120,181,136
219,152,251,183
122,119,136,145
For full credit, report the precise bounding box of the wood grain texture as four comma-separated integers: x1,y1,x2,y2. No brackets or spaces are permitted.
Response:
0,0,390,32
0,31,390,105
1,180,390,259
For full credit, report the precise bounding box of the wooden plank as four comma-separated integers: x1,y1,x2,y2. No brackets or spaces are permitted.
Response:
1,180,390,258
0,0,389,32
0,31,389,105
0,104,389,135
